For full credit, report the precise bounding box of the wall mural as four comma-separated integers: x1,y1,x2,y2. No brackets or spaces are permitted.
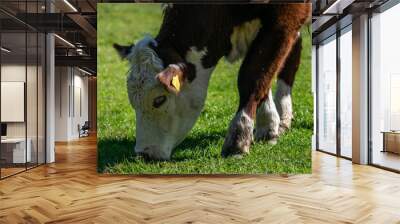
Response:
97,3,313,174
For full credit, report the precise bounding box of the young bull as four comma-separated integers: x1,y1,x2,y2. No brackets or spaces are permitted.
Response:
114,4,311,160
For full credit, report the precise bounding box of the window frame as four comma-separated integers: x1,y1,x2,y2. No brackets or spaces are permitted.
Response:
315,23,353,161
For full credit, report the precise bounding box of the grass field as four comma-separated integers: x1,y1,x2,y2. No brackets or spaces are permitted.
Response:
97,4,313,174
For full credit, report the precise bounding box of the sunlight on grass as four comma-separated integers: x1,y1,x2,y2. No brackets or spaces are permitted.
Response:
97,4,312,174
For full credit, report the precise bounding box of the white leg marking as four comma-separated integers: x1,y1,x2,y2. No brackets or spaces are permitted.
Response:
255,89,280,144
275,79,293,135
222,110,254,157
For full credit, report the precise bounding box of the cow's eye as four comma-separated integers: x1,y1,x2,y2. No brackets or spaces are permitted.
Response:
153,95,167,108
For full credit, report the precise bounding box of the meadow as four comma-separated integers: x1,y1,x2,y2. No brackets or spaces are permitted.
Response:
97,4,313,174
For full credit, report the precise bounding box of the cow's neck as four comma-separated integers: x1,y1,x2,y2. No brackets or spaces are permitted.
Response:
173,46,216,146
183,46,215,111
155,38,221,113
155,29,225,130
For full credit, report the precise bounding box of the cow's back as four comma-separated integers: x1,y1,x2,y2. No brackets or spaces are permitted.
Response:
156,5,267,68
156,4,309,68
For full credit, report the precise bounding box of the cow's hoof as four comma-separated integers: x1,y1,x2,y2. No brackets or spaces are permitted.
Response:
135,146,171,161
221,133,252,157
278,126,286,136
221,110,254,157
268,138,278,145
278,119,292,135
221,145,249,158
255,128,278,144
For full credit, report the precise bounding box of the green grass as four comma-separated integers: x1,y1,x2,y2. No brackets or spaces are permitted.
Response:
97,4,313,174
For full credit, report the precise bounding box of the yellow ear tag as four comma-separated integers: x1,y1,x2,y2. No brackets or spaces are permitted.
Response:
171,75,181,92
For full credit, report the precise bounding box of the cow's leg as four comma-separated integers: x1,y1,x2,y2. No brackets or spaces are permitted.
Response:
255,89,280,144
221,4,310,157
255,34,302,142
276,35,302,135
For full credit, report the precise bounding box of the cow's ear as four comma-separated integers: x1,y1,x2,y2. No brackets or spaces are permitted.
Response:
156,64,186,94
113,43,134,59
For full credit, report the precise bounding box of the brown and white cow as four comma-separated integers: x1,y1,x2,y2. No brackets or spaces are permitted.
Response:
114,4,310,160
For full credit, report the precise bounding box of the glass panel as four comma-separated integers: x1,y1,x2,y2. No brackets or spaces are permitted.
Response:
371,4,400,171
340,29,352,158
38,32,45,165
0,1,46,178
318,36,337,154
1,30,27,177
26,0,38,169
27,31,38,169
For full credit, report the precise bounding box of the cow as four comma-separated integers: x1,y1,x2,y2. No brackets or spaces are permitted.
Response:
113,4,311,160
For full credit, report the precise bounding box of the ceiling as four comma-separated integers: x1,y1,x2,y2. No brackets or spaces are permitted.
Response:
0,0,97,74
312,0,392,44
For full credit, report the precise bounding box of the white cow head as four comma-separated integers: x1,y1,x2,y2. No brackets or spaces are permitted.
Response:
114,37,212,160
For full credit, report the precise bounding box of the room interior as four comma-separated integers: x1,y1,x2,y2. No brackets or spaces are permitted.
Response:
369,4,400,170
312,0,400,172
0,29,46,177
0,0,399,222
0,0,97,179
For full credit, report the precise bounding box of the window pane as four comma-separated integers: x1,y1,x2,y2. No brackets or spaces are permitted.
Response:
340,29,352,158
318,36,337,154
1,30,27,177
371,3,400,171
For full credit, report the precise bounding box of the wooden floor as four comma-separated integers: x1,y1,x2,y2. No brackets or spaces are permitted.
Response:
1,167,26,178
1,163,45,178
1,136,400,223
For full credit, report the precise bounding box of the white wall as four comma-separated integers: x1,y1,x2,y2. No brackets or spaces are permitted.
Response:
73,72,89,138
1,63,46,164
1,82,25,122
55,67,70,141
1,65,26,135
1,65,37,138
54,67,89,141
